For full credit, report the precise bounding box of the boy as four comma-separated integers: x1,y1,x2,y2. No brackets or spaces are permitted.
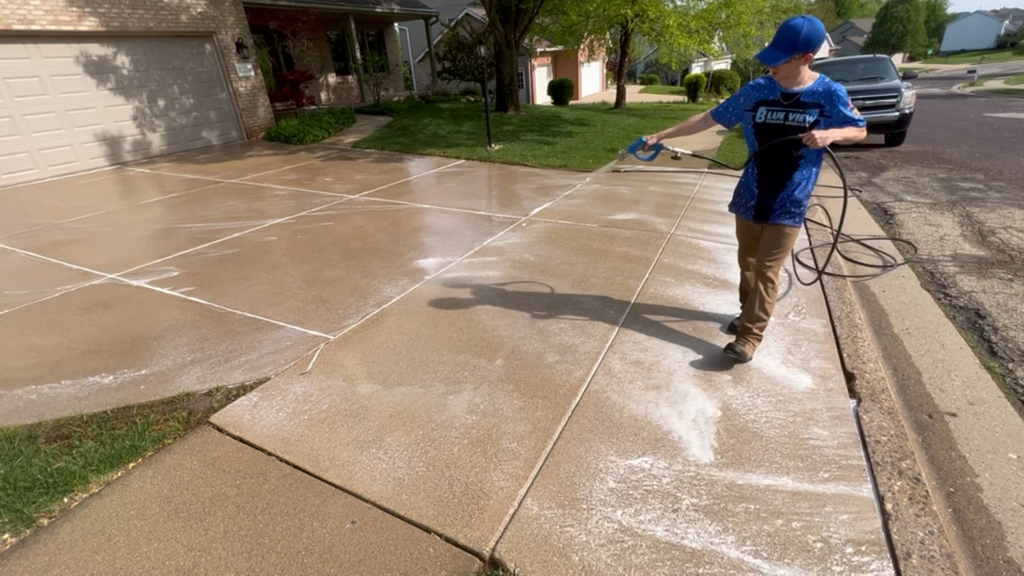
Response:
644,15,867,362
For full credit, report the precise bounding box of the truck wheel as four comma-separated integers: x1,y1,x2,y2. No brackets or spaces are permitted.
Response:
885,131,908,147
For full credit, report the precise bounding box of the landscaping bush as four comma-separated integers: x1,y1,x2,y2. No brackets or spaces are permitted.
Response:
355,99,424,116
459,86,483,97
640,73,661,86
548,78,575,106
266,108,356,145
709,69,741,96
683,73,706,103
418,89,461,104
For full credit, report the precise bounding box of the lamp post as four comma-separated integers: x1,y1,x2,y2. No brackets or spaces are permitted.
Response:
477,44,493,149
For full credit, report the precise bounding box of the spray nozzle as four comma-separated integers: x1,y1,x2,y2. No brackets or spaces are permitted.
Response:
619,137,665,162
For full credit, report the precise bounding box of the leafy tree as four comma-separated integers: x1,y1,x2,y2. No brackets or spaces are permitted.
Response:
363,52,392,104
834,0,883,20
538,0,798,109
863,0,926,57
435,21,496,94
808,0,843,31
922,0,954,52
480,0,548,113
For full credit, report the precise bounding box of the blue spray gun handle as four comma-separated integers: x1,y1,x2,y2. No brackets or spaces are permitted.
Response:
626,137,665,162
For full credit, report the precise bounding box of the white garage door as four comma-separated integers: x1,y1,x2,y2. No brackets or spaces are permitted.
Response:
581,60,604,98
0,36,242,186
534,64,551,104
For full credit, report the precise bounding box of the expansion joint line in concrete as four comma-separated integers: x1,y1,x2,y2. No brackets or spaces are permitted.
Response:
484,168,710,558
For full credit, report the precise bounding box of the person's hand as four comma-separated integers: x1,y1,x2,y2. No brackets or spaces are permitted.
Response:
643,134,661,150
801,130,835,149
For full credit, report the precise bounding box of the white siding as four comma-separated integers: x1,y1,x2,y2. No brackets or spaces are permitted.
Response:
940,12,1006,52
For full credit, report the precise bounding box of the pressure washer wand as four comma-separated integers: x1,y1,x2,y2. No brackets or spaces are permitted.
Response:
617,137,694,163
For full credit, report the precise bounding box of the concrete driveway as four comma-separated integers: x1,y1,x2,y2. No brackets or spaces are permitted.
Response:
0,142,892,574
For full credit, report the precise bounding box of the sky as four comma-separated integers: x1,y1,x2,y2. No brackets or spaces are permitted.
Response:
948,0,1020,12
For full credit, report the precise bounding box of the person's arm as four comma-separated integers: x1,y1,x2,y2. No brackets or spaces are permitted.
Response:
644,111,720,146
801,125,867,148
803,84,868,148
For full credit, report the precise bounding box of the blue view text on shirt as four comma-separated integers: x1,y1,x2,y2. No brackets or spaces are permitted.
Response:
709,74,865,227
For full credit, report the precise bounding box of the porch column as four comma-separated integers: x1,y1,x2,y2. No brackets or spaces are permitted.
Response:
423,17,439,90
348,14,367,103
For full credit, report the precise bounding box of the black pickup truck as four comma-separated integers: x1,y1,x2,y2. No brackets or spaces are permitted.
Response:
812,54,918,147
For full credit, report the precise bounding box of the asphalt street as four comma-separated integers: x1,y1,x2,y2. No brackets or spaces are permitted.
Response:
835,72,1024,414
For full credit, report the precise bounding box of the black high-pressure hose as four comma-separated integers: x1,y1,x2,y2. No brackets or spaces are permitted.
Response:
629,135,917,285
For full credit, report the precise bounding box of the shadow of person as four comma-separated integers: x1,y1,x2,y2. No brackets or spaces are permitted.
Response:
429,281,739,372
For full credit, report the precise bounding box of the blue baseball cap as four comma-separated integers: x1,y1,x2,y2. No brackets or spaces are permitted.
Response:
756,15,826,67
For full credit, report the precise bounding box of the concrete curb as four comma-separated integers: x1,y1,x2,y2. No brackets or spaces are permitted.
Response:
807,170,1024,576
806,220,962,576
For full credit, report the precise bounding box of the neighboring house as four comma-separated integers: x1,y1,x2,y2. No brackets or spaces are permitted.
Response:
830,18,874,57
0,0,443,186
632,46,734,86
412,4,606,104
814,33,838,60
940,9,1020,52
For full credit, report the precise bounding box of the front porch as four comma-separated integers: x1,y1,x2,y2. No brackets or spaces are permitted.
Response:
242,0,440,115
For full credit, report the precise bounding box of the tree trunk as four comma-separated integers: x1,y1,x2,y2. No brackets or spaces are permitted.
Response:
493,39,520,113
614,23,632,110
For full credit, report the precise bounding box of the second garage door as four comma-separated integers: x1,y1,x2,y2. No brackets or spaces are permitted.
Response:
0,36,242,187
580,60,604,98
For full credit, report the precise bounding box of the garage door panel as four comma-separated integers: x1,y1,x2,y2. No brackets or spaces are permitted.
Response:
0,116,18,141
1,36,240,186
0,151,36,176
0,43,31,63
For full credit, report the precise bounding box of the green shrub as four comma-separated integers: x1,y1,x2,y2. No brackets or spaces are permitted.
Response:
459,86,482,97
683,73,706,103
419,89,460,104
709,69,741,96
640,73,661,86
265,108,356,145
356,100,424,117
547,78,575,106
606,71,614,87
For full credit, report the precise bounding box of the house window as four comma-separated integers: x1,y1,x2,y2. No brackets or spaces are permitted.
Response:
326,31,352,76
517,69,525,90
326,29,390,77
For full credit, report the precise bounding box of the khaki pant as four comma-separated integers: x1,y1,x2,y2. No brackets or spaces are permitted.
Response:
735,215,801,348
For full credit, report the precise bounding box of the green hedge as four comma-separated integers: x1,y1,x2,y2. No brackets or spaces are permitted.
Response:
639,73,661,86
683,73,706,103
709,69,741,96
548,78,575,106
266,108,356,145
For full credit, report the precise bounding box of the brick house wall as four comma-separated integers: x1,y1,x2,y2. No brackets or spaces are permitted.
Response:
1,0,276,138
245,7,405,106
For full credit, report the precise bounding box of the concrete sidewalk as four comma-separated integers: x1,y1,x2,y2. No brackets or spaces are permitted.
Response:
811,169,1024,576
576,84,688,104
1,147,891,574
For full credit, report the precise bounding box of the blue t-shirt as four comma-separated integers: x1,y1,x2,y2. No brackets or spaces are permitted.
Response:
710,74,865,227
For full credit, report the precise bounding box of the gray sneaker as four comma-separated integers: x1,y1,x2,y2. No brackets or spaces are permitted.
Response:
724,339,755,363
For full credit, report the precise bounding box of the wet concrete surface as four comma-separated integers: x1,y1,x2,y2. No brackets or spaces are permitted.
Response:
0,427,481,575
1,141,892,573
835,78,1024,413
496,232,890,575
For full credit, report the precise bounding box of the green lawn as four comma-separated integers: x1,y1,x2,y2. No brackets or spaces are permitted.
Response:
0,385,254,548
639,85,688,97
1005,75,1024,85
922,47,1023,65
982,88,1024,97
712,127,748,169
354,101,713,170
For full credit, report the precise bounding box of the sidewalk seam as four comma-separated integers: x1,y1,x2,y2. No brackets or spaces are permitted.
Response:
483,169,709,559
204,422,489,565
